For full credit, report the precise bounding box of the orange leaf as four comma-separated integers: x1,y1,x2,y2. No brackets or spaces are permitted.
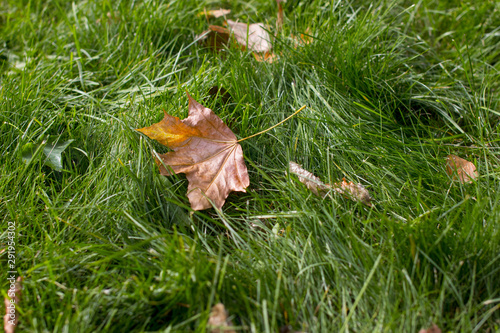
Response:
446,154,478,183
137,93,250,211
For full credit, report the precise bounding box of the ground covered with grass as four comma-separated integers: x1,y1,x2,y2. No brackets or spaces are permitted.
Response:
1,0,499,331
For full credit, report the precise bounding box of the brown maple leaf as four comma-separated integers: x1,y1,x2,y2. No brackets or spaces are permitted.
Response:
446,154,478,183
137,93,250,211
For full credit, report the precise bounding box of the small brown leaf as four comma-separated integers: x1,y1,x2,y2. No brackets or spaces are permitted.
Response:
226,20,272,53
137,93,250,211
419,324,441,333
289,162,372,206
253,51,278,63
208,303,235,333
199,8,231,19
446,154,478,183
4,277,22,333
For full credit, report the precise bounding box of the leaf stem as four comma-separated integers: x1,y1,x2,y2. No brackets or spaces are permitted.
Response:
238,105,307,142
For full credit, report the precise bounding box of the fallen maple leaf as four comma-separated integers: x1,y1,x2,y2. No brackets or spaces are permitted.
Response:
207,303,235,333
226,20,272,53
289,161,372,206
419,324,441,333
4,277,22,333
199,8,231,19
446,154,478,183
137,93,250,211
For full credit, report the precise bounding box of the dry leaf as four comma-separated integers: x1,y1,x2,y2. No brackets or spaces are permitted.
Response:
333,178,373,207
208,303,235,333
446,154,478,183
292,28,313,47
137,93,250,211
226,20,272,53
199,8,231,19
197,25,231,51
419,324,441,333
289,161,330,196
4,276,22,333
289,162,372,206
253,51,277,63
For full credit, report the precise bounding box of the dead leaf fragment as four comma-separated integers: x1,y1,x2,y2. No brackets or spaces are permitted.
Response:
289,161,329,196
137,93,250,211
289,162,372,206
419,324,441,333
253,51,278,63
199,8,231,19
332,178,373,207
446,154,478,183
208,303,235,333
226,20,272,53
292,28,313,48
4,277,22,333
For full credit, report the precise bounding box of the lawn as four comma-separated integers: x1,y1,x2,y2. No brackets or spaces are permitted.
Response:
1,0,499,332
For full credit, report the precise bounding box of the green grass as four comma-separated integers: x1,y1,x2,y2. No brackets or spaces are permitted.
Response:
1,0,499,332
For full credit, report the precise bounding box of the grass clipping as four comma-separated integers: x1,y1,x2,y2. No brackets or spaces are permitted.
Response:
289,161,372,206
